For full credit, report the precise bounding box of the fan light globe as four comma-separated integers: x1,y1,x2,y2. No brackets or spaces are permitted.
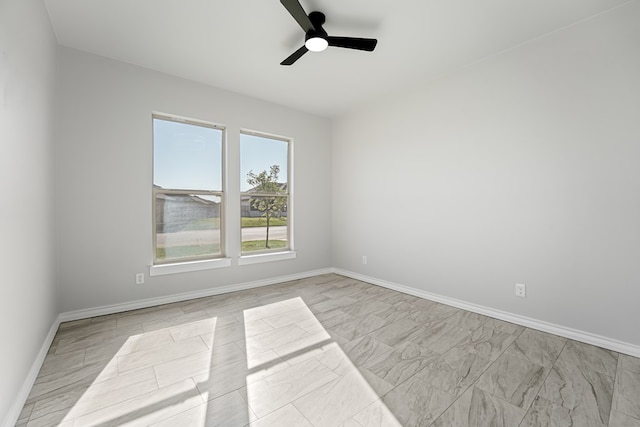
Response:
305,36,328,52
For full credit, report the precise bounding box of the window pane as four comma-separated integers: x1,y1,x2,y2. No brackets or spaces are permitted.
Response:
155,193,221,262
240,132,290,254
241,196,288,252
240,134,288,193
153,118,222,191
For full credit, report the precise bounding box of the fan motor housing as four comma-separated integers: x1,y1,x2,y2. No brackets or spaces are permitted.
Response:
308,11,326,27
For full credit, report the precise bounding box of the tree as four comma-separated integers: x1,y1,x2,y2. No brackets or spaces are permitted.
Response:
246,165,286,249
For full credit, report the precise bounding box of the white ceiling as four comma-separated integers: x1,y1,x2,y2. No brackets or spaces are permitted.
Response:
43,0,630,117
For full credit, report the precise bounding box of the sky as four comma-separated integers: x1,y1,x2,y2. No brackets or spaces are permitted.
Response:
153,118,288,193
240,133,288,192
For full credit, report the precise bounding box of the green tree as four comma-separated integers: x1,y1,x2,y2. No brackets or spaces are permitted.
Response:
246,165,286,249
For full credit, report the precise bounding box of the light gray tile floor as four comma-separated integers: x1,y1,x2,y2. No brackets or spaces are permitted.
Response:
16,274,640,426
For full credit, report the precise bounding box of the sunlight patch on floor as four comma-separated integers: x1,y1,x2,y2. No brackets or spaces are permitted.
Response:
59,319,215,426
243,297,401,425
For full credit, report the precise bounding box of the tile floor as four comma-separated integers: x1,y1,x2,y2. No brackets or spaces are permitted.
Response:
16,274,640,426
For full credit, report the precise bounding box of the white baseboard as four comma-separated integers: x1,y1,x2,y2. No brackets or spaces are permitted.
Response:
2,316,61,427
59,268,333,323
8,266,638,427
333,268,640,358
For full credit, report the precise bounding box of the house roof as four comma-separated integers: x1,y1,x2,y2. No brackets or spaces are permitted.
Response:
244,183,288,194
156,193,220,206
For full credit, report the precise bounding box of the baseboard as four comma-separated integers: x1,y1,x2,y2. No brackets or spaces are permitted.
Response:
333,268,640,358
2,316,61,427
58,268,333,323
9,266,637,427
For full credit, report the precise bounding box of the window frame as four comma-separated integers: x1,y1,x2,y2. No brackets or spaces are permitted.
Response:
151,113,226,266
239,129,294,258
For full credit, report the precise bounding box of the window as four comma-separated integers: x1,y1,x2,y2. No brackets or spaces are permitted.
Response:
240,131,292,255
153,114,224,265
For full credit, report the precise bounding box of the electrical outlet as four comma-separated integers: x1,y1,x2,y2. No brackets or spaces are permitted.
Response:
515,283,526,298
136,273,145,285
362,256,367,265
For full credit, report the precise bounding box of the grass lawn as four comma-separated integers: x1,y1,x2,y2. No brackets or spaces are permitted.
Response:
156,244,219,260
156,240,287,260
241,239,287,251
181,218,220,231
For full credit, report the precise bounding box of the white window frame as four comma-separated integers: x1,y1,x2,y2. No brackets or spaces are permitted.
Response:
150,113,228,271
238,129,295,265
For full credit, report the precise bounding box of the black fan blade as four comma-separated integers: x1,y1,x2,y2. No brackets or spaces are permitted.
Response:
327,36,378,52
281,46,308,66
280,0,314,32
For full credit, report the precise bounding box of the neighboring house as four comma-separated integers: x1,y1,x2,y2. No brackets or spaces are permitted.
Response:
241,183,288,218
155,191,221,233
155,182,287,232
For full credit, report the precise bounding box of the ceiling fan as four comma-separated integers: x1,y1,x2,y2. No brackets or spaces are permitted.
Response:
279,0,378,66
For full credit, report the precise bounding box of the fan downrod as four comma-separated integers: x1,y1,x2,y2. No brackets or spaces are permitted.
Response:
308,11,326,28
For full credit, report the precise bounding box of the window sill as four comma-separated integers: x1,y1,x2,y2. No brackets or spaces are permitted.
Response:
238,250,297,266
149,257,231,276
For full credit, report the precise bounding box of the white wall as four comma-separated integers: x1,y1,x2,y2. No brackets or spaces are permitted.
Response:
55,47,332,313
0,0,58,423
332,3,640,346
